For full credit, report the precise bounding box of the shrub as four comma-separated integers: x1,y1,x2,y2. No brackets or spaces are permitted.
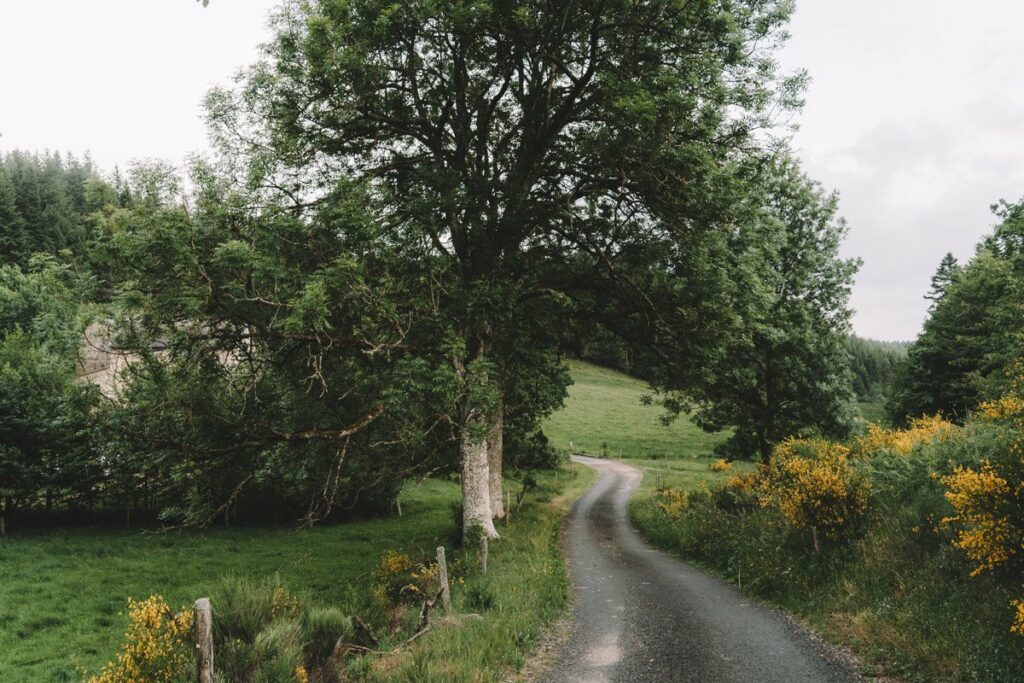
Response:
938,372,1024,638
88,595,192,683
854,414,957,456
213,575,300,644
710,458,732,472
300,607,352,667
757,438,870,551
710,472,759,513
655,488,688,518
372,550,443,605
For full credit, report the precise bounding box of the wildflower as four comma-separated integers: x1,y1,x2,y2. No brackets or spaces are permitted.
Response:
941,463,1015,576
656,489,688,518
757,437,870,551
89,595,192,683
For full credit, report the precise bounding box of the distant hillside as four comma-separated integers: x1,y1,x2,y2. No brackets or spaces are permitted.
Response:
543,360,725,459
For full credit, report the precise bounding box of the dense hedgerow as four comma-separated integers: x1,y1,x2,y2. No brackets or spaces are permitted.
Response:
632,393,1024,681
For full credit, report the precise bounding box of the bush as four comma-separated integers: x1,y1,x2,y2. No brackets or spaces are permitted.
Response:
709,458,732,472
757,438,870,551
371,550,443,606
209,576,348,682
853,414,957,456
88,595,192,683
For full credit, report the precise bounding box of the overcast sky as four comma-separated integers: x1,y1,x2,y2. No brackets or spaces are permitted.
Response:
3,1,1024,341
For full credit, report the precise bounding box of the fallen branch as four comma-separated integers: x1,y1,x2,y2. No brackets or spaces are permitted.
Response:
418,587,445,631
353,614,380,647
340,588,446,658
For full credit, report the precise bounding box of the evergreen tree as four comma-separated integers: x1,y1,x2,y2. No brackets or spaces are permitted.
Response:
888,202,1024,423
925,252,960,310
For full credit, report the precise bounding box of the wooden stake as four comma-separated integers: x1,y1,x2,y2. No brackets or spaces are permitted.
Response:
194,598,214,683
0,514,5,537
480,535,489,575
505,491,511,523
436,546,452,614
396,499,402,517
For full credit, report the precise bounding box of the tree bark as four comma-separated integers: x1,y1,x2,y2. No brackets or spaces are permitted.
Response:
461,412,499,539
487,394,504,519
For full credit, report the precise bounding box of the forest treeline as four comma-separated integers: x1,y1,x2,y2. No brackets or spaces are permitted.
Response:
0,0,959,535
888,206,1024,423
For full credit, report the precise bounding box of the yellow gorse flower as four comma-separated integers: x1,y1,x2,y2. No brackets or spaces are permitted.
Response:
757,437,870,549
855,414,957,456
656,488,689,517
89,595,192,683
941,463,1014,576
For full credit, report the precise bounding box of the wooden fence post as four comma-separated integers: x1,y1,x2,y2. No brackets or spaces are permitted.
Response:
506,491,511,523
194,598,214,683
480,535,489,575
436,546,452,614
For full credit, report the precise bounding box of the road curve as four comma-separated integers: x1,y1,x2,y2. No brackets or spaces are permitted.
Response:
544,455,860,683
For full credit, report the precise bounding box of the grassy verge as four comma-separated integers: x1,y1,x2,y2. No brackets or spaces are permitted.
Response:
543,360,726,459
364,462,597,682
0,464,596,682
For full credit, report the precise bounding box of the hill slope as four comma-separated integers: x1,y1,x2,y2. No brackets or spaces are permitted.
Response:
543,360,725,459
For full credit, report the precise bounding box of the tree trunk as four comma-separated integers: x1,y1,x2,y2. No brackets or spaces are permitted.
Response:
461,412,499,539
487,395,504,519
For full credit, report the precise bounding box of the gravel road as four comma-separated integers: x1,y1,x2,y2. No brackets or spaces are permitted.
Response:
543,455,861,683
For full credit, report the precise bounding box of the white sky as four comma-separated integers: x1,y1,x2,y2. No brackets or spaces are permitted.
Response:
779,1,1024,340
3,1,1024,341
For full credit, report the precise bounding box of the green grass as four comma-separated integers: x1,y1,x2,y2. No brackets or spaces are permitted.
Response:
628,457,754,496
0,466,597,682
856,400,888,425
544,360,726,459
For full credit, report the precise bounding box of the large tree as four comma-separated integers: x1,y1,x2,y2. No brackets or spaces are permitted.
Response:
674,158,859,462
207,0,802,536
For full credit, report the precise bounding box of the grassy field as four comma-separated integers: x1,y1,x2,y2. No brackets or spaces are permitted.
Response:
0,465,596,682
544,360,726,459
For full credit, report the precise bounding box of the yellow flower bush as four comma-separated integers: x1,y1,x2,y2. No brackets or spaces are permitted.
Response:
938,369,1024,637
656,488,689,518
710,458,732,472
89,596,192,683
757,438,870,551
941,463,1015,576
372,550,449,604
855,414,957,456
978,394,1024,422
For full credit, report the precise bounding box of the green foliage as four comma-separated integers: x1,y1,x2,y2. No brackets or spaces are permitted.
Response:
631,414,1024,681
667,158,860,461
889,202,1024,424
0,257,100,515
847,335,908,404
0,150,126,279
96,167,461,524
